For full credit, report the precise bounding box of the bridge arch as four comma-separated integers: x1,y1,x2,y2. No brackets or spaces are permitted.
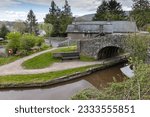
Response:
97,46,123,60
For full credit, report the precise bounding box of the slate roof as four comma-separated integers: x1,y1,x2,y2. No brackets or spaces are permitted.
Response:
66,21,138,33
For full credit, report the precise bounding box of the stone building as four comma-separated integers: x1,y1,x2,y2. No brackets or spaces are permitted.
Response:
66,21,138,40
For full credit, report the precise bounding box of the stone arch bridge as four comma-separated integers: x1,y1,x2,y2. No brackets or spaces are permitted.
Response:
77,35,128,60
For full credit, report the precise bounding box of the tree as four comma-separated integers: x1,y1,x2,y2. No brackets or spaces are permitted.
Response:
38,23,53,37
44,1,62,36
131,0,150,28
20,34,36,51
63,0,72,16
6,32,21,54
26,10,38,34
60,0,73,36
133,0,150,10
126,34,150,62
93,0,108,21
14,20,26,34
0,24,10,39
44,0,73,37
93,0,126,21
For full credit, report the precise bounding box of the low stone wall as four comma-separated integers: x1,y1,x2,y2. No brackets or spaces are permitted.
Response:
0,59,127,89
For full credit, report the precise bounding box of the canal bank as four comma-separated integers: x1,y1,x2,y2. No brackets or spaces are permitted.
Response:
0,57,127,89
0,61,125,100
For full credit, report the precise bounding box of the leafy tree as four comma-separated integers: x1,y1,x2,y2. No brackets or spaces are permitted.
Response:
131,0,150,28
26,10,38,34
93,0,126,21
14,20,26,34
126,34,150,62
20,34,36,51
38,23,53,37
0,24,10,39
6,32,21,54
133,0,150,10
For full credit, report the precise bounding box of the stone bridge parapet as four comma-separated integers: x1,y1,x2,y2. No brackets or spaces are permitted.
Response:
77,35,128,59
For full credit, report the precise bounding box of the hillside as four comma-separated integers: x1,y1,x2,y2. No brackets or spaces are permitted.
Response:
76,11,130,22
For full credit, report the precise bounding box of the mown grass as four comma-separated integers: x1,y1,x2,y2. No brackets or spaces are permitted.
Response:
22,46,96,69
80,55,96,62
0,56,20,66
0,64,101,84
22,52,60,69
22,46,77,69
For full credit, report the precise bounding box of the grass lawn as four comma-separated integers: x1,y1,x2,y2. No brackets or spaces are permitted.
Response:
80,55,96,62
0,64,101,84
22,46,96,69
0,56,21,66
0,47,51,67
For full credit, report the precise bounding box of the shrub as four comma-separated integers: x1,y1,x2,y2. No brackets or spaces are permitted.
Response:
35,36,44,46
20,34,36,51
41,43,50,50
6,32,21,54
17,50,29,56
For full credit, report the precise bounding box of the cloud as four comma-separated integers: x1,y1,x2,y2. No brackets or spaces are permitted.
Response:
0,0,134,21
0,10,46,22
19,0,133,16
0,0,20,7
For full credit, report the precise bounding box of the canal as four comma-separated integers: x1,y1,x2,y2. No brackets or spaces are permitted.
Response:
0,64,124,100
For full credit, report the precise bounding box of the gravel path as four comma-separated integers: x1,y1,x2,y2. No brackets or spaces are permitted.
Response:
0,48,102,76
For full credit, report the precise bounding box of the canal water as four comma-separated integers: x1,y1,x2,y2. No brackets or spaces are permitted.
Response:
0,64,124,100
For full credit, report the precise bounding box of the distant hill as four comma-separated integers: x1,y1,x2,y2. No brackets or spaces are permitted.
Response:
0,21,16,31
76,11,131,22
76,14,95,22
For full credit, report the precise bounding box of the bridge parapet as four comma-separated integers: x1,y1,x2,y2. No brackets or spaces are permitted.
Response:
77,35,128,59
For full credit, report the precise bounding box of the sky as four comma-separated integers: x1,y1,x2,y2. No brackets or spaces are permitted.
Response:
0,0,134,22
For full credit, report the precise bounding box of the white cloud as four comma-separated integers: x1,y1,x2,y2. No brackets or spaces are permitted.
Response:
0,10,46,22
0,0,135,21
20,0,133,16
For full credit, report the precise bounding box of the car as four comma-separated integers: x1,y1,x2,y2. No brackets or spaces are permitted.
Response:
0,38,4,41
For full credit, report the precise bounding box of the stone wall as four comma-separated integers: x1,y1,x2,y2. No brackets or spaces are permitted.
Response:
77,35,127,59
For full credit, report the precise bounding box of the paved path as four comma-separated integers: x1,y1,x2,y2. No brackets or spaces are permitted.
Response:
0,48,103,76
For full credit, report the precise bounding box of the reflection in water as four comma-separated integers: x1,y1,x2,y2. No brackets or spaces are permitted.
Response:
0,64,124,100
84,64,124,89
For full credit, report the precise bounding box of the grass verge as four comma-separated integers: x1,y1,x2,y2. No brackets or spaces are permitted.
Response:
22,46,77,69
80,55,96,62
22,46,96,69
0,64,101,85
0,47,52,66
0,56,20,66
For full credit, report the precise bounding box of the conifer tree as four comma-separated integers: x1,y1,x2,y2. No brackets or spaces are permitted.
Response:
93,0,125,21
26,10,38,34
44,0,73,37
0,24,9,39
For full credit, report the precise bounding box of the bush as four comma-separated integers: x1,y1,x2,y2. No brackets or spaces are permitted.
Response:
20,34,36,51
6,32,21,54
35,36,44,46
17,50,29,56
41,43,50,50
6,33,45,55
